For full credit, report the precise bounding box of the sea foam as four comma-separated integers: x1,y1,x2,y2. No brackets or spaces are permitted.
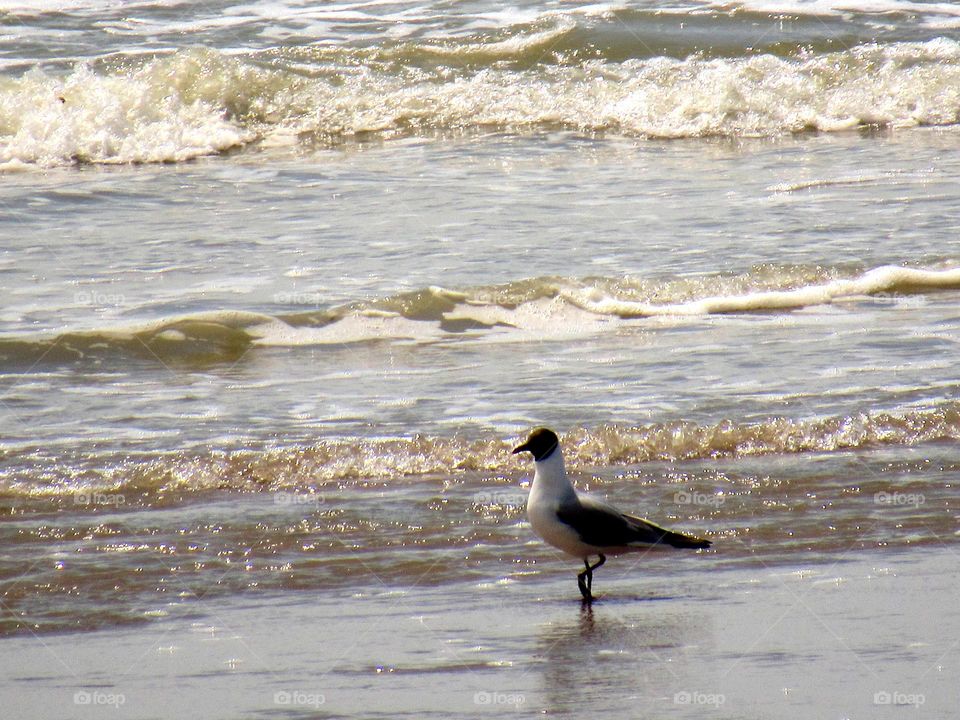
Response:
563,266,960,317
4,37,960,167
0,52,256,167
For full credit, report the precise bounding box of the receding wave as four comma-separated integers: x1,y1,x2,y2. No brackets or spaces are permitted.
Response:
2,264,959,367
4,403,960,502
5,33,960,167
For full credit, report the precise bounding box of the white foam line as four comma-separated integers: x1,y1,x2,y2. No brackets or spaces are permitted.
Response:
416,20,575,58
713,0,960,18
563,266,960,317
766,171,915,193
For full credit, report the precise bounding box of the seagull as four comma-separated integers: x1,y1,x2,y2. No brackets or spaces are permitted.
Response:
513,427,711,601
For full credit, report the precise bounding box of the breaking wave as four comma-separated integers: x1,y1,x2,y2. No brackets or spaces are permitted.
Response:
2,263,959,367
4,403,960,502
5,32,960,167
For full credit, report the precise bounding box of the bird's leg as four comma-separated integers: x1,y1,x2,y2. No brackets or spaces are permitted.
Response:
585,554,606,594
577,559,592,601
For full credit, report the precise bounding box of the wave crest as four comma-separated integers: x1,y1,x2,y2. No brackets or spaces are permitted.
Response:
5,37,960,167
3,264,959,367
6,404,960,502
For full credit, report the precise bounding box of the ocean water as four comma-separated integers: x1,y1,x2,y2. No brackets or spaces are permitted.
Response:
2,0,960,717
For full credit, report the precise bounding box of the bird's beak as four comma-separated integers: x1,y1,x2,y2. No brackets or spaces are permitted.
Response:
512,440,531,455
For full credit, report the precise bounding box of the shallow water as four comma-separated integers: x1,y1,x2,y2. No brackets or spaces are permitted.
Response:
3,441,956,636
4,130,960,461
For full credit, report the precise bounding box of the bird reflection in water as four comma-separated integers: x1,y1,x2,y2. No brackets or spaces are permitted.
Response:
536,601,709,715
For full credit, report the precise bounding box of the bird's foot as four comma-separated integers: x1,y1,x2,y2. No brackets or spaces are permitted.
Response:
576,555,604,601
577,571,593,601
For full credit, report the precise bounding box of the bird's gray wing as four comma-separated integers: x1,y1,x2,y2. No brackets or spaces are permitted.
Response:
558,496,710,550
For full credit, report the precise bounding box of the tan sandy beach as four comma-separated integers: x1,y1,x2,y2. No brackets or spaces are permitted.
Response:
3,543,956,719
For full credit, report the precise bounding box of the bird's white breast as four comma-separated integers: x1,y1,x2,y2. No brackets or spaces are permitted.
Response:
527,498,595,559
527,467,599,559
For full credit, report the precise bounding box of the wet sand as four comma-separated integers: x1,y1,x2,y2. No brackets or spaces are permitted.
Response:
4,546,956,719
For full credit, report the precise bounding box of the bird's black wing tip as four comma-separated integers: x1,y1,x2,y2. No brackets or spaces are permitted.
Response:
669,533,712,550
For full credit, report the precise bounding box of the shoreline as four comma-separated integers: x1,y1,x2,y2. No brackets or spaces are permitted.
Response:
2,545,955,719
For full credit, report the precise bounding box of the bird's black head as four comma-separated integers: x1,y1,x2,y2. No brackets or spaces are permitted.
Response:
512,427,560,462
